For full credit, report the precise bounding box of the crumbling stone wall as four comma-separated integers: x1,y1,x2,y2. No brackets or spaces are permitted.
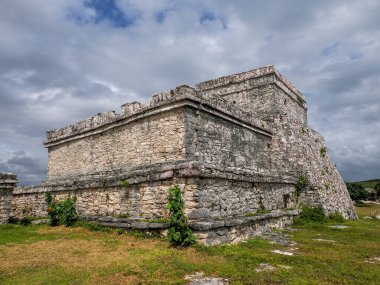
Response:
196,65,356,219
47,110,187,179
0,173,17,224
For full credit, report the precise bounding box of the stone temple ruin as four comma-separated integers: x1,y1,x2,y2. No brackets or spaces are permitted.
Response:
0,65,357,245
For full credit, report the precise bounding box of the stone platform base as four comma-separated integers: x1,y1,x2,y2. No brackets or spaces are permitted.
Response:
80,209,300,246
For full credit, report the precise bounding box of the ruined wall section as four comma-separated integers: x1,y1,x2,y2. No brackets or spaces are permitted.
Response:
196,65,307,124
47,109,187,179
12,84,279,222
0,173,17,224
269,85,356,219
196,66,355,219
184,108,272,175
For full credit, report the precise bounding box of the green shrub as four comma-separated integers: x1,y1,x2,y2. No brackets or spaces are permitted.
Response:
294,206,346,225
121,179,129,187
328,212,344,223
166,185,196,247
320,147,327,157
294,206,326,225
19,217,32,226
45,193,78,227
295,175,309,197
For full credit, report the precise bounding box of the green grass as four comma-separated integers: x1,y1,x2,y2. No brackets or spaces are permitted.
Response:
0,205,379,284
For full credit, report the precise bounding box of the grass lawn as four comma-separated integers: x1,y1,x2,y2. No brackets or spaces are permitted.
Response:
0,205,379,285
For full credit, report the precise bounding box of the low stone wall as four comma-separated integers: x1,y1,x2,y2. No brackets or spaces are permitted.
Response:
193,209,299,245
79,209,299,246
0,173,17,224
12,173,297,220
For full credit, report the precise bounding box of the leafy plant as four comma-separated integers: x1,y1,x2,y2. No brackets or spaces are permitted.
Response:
295,175,309,197
294,206,345,225
19,217,32,226
320,147,327,157
166,185,196,247
45,192,78,226
328,212,344,223
121,179,129,187
293,206,326,225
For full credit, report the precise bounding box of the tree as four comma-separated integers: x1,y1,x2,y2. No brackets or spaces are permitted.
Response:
345,182,370,201
374,182,380,200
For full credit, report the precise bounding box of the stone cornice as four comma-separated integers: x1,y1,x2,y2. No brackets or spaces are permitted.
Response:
44,88,272,147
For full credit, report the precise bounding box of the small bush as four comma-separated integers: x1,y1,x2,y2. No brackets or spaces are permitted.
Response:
328,212,344,223
320,147,327,156
294,206,326,225
166,185,196,247
294,206,346,225
45,193,78,227
19,217,32,226
121,179,129,187
295,175,309,197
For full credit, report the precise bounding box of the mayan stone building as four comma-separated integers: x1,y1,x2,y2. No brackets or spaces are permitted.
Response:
1,65,357,245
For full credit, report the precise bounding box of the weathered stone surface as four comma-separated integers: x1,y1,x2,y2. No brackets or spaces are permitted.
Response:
0,173,17,224
3,65,356,245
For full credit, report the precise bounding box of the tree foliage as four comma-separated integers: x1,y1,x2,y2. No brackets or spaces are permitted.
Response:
345,182,370,201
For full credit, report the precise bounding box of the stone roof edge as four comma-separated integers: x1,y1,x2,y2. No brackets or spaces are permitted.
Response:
195,65,305,101
44,86,272,146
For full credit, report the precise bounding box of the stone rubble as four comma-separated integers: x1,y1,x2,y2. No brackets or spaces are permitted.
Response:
185,272,228,285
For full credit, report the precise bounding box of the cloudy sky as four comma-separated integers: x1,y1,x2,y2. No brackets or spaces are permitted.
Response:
0,0,379,185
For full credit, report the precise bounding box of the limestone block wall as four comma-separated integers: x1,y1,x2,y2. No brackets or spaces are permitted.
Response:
197,65,307,125
269,117,356,219
0,173,17,224
185,178,296,220
12,176,297,225
184,108,272,173
46,109,187,179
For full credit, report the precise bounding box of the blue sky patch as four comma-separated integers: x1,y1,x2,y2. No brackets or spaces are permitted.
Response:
69,0,136,28
155,10,166,24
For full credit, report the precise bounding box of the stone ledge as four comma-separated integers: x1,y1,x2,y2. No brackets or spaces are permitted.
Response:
78,209,300,231
13,161,296,195
190,209,300,230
